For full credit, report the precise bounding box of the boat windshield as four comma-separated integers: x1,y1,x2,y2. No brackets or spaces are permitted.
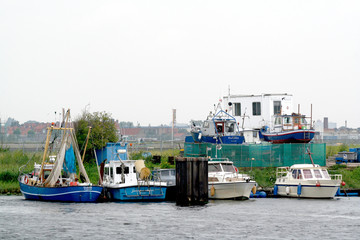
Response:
322,169,330,179
222,163,236,173
292,169,302,179
313,169,322,179
226,122,235,133
208,163,222,173
275,117,282,125
303,169,313,179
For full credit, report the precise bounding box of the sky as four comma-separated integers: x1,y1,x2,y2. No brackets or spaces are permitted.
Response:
1,0,359,128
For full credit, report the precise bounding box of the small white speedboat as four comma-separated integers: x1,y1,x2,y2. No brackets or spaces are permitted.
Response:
274,164,342,198
208,159,256,200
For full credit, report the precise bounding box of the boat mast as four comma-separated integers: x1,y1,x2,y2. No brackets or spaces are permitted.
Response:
81,127,92,163
39,126,54,182
307,147,315,167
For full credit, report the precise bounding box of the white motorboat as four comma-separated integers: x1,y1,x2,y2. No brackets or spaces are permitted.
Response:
274,164,342,198
208,159,256,200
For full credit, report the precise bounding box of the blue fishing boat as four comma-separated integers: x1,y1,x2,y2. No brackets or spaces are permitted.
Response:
260,113,315,143
188,103,244,144
18,110,103,202
19,180,103,202
96,142,167,201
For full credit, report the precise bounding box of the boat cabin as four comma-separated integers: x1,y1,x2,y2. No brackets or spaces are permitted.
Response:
277,164,341,181
103,160,137,185
152,169,176,186
273,113,312,132
208,161,237,174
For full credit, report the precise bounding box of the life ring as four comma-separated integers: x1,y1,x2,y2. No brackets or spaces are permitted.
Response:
24,176,29,184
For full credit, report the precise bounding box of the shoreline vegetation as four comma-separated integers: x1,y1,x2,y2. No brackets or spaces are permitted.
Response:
1,145,360,195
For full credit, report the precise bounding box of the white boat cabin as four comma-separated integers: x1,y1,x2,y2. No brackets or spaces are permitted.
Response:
103,160,138,185
277,164,340,181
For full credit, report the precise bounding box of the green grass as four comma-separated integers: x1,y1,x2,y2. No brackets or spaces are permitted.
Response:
328,165,360,189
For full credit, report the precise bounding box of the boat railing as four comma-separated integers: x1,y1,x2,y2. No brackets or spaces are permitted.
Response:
330,174,342,181
209,158,230,162
276,167,289,179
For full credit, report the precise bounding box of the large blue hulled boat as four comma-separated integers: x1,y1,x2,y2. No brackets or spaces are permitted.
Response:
18,110,103,202
19,181,103,202
187,103,245,144
260,113,315,144
96,143,167,201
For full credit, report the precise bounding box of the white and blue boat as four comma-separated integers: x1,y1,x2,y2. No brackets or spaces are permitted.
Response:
96,143,167,201
18,110,103,202
260,113,315,143
187,103,245,144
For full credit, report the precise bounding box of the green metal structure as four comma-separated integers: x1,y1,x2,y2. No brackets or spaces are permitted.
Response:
184,142,326,168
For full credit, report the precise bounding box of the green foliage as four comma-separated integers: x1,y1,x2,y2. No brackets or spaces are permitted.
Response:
326,144,360,158
0,171,18,182
328,166,360,189
0,145,9,152
13,128,21,135
27,129,35,137
75,111,118,162
239,167,277,188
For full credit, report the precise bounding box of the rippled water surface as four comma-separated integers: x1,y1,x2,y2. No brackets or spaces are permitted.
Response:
1,196,360,239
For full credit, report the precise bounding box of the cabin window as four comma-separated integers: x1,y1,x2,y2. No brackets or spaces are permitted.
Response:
216,122,224,133
313,170,322,179
292,169,302,179
253,131,257,138
303,169,313,179
322,170,330,179
234,103,241,116
208,164,222,172
274,101,281,115
115,166,130,174
110,167,113,178
227,123,235,133
105,167,109,176
252,102,261,116
275,117,282,125
133,167,136,173
222,164,236,173
203,122,209,128
284,117,291,124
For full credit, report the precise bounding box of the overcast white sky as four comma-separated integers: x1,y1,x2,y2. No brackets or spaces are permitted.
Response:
1,0,359,127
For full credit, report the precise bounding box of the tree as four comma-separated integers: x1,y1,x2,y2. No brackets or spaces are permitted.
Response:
74,111,118,162
13,128,21,135
27,130,35,137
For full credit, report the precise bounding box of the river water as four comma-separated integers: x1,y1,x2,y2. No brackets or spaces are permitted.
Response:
1,196,360,239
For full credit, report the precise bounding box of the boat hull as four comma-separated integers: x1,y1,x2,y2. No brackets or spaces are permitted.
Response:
275,183,339,198
105,185,167,201
262,130,315,143
19,182,103,202
208,181,255,200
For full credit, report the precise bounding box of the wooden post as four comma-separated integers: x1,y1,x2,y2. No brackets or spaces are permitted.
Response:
175,157,208,206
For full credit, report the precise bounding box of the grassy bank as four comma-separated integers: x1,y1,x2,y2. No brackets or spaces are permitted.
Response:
1,147,360,194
